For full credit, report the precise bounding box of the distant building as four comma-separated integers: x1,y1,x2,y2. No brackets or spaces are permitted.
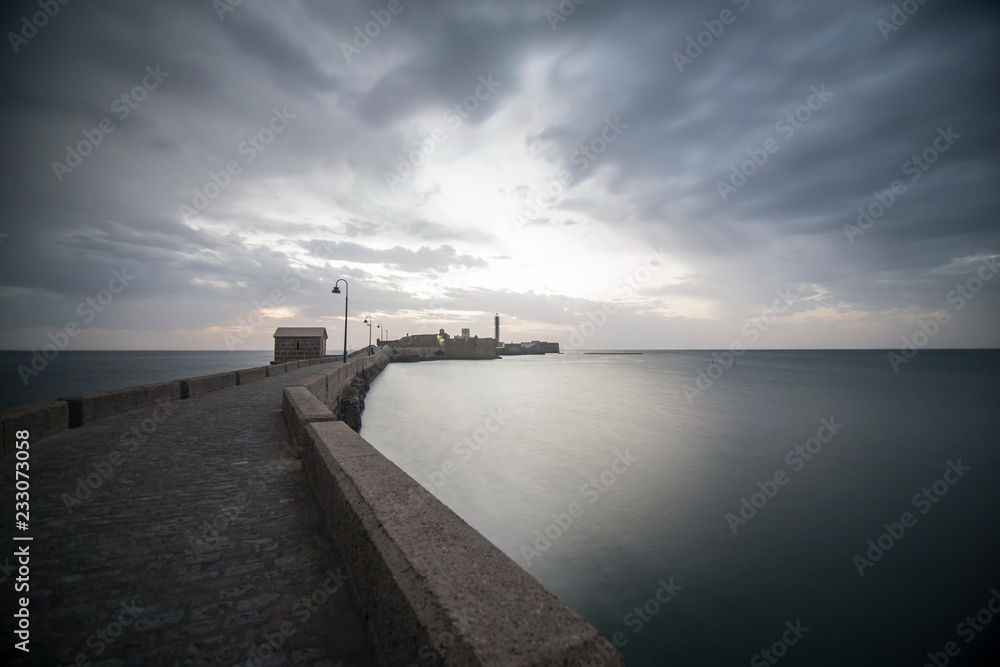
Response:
386,315,558,361
388,327,497,360
498,340,560,355
493,313,559,355
273,327,327,364
387,333,441,348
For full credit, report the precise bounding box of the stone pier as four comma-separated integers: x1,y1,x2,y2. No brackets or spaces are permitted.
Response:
0,351,624,666
1,361,372,665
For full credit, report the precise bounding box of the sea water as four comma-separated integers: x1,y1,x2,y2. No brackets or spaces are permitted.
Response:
360,350,1000,666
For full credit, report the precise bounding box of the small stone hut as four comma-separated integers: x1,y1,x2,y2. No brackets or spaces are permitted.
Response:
273,327,327,364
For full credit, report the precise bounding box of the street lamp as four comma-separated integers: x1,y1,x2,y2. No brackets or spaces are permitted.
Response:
332,279,348,363
363,316,373,356
377,323,387,345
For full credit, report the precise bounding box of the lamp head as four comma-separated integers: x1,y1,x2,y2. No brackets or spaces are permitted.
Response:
332,286,341,294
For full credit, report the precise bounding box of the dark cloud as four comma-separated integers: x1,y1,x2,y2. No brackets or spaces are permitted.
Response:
0,0,998,349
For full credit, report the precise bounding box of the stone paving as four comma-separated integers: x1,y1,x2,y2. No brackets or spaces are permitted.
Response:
1,364,374,666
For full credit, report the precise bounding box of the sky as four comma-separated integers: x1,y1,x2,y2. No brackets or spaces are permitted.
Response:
0,0,998,352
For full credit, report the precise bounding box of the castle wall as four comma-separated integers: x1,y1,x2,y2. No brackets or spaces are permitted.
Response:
444,337,499,359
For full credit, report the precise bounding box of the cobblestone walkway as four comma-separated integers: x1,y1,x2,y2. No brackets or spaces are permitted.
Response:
2,365,374,666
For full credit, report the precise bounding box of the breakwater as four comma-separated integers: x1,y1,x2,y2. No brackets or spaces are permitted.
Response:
1,350,624,664
283,347,624,664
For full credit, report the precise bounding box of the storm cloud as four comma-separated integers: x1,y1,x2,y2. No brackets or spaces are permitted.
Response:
1,0,997,351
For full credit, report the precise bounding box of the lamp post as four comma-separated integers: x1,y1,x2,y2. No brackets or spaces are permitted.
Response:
377,323,387,345
363,316,373,356
332,279,348,363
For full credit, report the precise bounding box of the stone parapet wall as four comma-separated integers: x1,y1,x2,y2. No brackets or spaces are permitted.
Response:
444,337,499,359
281,347,392,444
178,371,238,399
280,345,624,664
0,354,339,455
63,380,183,427
0,401,69,456
298,422,624,665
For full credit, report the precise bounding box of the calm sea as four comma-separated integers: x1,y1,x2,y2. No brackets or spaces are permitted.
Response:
0,350,275,411
360,350,1000,666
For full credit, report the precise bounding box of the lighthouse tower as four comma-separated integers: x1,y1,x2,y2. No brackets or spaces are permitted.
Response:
494,314,500,346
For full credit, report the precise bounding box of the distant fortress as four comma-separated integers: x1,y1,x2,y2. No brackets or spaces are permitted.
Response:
381,314,559,362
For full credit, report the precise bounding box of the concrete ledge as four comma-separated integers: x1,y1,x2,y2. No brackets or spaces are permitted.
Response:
179,372,239,399
328,368,353,401
362,352,390,378
303,421,624,666
281,386,337,457
236,366,268,385
1,401,70,455
62,381,182,428
292,374,327,406
266,363,287,377
322,366,345,401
